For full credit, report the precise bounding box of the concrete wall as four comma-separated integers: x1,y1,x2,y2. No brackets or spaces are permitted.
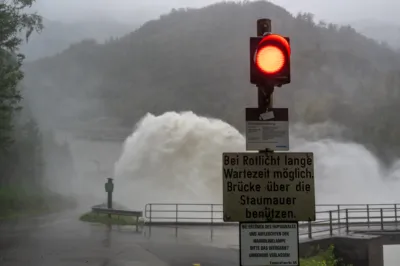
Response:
353,231,400,245
300,235,384,266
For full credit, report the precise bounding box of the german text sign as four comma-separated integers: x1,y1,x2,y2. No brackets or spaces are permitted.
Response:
246,108,289,151
240,222,299,266
222,152,315,222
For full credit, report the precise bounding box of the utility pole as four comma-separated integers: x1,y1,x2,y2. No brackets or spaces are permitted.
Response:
256,18,274,153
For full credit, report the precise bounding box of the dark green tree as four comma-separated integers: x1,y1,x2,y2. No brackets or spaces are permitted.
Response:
0,0,43,151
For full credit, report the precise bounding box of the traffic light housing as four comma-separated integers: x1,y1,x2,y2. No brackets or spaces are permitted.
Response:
250,34,291,86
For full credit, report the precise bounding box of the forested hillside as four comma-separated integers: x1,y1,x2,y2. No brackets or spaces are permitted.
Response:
20,18,134,61
23,1,400,160
349,19,400,50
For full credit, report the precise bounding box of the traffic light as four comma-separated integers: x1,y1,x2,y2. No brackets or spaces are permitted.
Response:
250,33,291,86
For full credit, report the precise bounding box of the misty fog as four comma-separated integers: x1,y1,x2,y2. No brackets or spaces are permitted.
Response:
22,0,400,63
2,0,400,265
14,0,400,208
32,0,400,24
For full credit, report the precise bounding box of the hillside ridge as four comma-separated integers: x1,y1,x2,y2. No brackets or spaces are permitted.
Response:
22,0,400,158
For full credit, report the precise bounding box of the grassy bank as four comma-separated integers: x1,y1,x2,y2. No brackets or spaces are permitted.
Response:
300,245,352,266
0,185,76,220
79,211,144,226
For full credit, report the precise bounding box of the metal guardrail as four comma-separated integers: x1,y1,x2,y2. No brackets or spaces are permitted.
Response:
91,204,143,231
92,206,143,217
144,203,400,239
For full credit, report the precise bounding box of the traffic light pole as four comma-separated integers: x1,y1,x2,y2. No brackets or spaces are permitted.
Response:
236,18,300,266
257,18,274,153
258,85,274,111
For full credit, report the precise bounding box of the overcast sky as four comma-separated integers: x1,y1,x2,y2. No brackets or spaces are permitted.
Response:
32,0,400,25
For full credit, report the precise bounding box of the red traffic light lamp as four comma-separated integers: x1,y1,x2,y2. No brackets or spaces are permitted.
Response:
250,33,291,86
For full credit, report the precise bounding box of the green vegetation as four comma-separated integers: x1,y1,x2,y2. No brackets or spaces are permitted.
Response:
79,211,143,226
0,0,42,151
300,245,352,266
0,186,48,219
0,0,45,218
0,1,76,220
0,185,75,220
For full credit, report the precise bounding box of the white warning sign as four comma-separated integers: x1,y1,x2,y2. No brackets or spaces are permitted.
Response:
240,222,299,266
222,152,315,222
246,108,289,151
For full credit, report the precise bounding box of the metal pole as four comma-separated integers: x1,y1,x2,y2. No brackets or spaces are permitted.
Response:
106,178,113,219
149,204,152,223
257,18,271,36
256,20,278,248
307,219,312,239
256,19,274,153
176,204,178,223
148,204,152,237
107,192,112,218
329,211,333,236
258,86,274,113
381,208,384,231
367,204,370,227
256,19,278,245
395,204,397,224
345,209,349,233
107,191,112,209
211,204,214,224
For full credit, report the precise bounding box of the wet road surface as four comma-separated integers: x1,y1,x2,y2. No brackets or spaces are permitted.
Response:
0,211,239,266
1,209,384,266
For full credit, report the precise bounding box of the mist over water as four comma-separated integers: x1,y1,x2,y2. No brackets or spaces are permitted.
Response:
113,111,400,210
113,111,244,208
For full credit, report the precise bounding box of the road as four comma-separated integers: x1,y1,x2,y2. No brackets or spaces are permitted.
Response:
0,211,239,266
3,209,379,266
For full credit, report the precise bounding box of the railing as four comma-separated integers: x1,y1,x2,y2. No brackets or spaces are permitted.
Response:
92,204,143,231
92,205,143,217
144,203,400,239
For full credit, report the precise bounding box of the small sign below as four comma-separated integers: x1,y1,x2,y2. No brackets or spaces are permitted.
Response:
245,108,289,151
240,222,299,266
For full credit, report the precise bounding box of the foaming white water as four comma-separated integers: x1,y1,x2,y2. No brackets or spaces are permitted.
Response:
113,111,244,209
292,138,399,204
113,111,400,210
